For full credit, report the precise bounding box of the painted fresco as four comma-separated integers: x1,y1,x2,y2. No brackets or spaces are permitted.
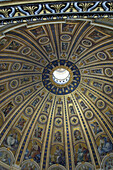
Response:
0,20,113,170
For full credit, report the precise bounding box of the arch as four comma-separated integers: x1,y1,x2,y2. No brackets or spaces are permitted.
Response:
101,153,113,170
76,162,95,170
0,147,15,166
21,159,41,170
48,164,67,170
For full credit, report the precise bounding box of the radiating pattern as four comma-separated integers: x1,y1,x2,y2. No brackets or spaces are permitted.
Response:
0,20,113,170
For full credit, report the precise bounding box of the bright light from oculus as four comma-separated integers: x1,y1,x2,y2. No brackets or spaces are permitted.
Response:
53,68,70,85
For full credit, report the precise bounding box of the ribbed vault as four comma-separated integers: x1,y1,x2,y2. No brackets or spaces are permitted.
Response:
0,19,113,170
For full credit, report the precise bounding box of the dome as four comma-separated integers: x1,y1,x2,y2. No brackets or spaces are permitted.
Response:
0,18,113,170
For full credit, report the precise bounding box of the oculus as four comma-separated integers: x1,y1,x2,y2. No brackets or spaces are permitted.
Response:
53,68,70,85
42,60,80,95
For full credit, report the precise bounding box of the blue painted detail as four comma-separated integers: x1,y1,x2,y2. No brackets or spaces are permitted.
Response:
42,60,81,95
64,96,72,169
35,4,42,14
0,87,44,140
17,92,49,160
43,96,56,168
81,83,113,105
71,94,99,166
1,81,41,103
88,2,99,12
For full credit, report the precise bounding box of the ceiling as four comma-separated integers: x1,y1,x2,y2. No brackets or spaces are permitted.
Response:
0,19,113,170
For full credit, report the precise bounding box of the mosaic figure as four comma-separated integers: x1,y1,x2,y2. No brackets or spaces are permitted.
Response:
75,144,90,165
30,26,45,37
74,130,82,141
0,151,11,166
0,63,9,72
34,126,43,139
56,107,62,116
88,92,96,101
91,68,103,74
62,24,75,32
103,155,113,170
21,160,39,170
10,79,18,89
54,131,62,142
44,44,52,53
39,114,47,124
98,136,112,155
20,77,30,84
91,121,102,135
44,104,49,113
61,34,71,41
0,84,6,94
62,42,68,51
22,64,32,70
76,46,85,55
93,81,102,89
80,101,87,110
7,41,21,51
2,101,14,117
77,162,95,170
16,117,26,131
15,94,23,105
30,51,41,60
105,109,113,122
50,146,65,166
23,88,33,96
22,163,37,170
88,30,105,41
32,98,40,107
85,56,97,63
48,166,64,170
4,132,19,150
69,106,75,114
24,141,41,163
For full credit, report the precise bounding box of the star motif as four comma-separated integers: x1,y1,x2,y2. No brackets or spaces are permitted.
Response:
72,118,77,123
41,116,45,121
56,119,61,124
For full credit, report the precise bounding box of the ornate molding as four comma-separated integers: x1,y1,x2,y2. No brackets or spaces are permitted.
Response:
0,1,113,25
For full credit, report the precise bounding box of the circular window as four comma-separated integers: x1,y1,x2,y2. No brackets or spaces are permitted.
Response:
43,60,80,95
52,68,70,85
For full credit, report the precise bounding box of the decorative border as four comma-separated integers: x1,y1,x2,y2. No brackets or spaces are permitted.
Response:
48,164,66,170
101,153,113,170
50,65,73,88
42,60,81,95
0,1,113,25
